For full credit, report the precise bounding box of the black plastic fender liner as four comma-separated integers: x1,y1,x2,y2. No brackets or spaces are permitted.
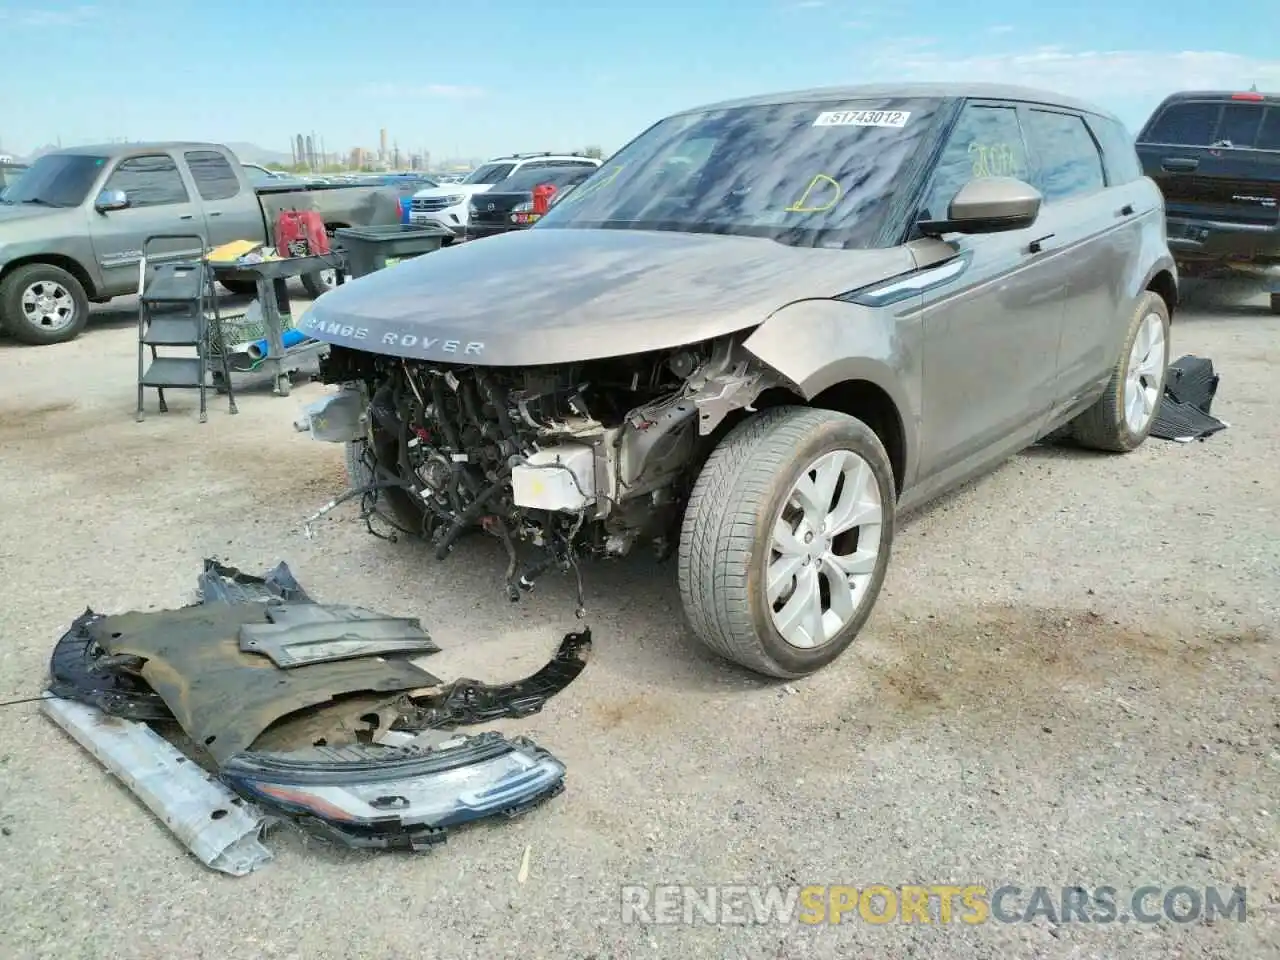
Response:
395,628,592,731
47,609,175,721
197,558,313,606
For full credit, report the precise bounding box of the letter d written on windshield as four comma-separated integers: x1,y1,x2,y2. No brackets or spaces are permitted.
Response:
785,174,842,213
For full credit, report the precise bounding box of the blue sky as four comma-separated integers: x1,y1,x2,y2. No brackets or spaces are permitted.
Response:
2,0,1277,161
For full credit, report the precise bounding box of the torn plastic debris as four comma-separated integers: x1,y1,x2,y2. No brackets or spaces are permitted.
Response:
393,628,592,732
239,603,440,668
42,694,274,876
221,732,565,851
1152,354,1227,442
48,609,176,722
198,557,313,605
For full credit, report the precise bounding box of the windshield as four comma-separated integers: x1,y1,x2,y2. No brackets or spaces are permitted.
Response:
536,97,943,247
1,154,106,207
462,162,516,185
494,165,596,193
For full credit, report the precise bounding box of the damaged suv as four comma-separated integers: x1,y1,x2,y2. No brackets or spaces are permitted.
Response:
300,83,1177,679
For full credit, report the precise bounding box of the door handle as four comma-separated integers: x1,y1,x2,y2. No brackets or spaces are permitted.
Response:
179,214,193,220
1161,157,1199,172
209,211,222,217
1116,203,1135,218
1027,233,1055,255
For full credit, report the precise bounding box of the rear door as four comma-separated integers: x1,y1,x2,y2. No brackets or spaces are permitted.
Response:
89,152,204,295
183,149,265,249
1137,95,1280,231
1018,106,1133,408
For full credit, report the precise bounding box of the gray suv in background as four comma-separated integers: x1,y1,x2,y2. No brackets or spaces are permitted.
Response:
302,82,1177,678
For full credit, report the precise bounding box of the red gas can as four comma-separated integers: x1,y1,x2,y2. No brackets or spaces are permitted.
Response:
274,209,330,258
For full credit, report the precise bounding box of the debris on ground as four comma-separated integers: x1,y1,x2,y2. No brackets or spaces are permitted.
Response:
40,558,589,875
1152,355,1228,442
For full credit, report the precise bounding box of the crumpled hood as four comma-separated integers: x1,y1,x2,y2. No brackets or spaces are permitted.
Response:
301,227,914,366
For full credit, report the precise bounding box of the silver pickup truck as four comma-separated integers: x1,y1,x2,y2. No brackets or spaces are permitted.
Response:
0,141,402,345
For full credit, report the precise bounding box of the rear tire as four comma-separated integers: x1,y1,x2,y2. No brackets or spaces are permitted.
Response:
0,263,90,345
1070,291,1170,452
678,406,896,679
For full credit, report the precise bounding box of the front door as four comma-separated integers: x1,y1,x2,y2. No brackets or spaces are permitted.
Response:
913,101,1069,488
88,153,204,295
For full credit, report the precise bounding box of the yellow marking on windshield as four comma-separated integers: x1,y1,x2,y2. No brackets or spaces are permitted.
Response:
785,174,842,213
560,163,624,205
968,142,1023,179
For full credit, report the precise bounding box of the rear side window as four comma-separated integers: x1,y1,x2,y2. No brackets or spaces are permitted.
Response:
1085,115,1142,184
1142,102,1221,146
103,155,189,207
1022,110,1106,202
1259,109,1280,150
184,150,240,201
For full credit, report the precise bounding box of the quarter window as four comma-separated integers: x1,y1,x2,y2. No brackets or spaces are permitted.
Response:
1023,110,1106,203
1142,102,1221,146
185,150,241,201
920,103,1030,221
104,155,189,207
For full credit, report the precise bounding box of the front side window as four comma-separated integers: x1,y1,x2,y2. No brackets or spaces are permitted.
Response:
185,150,240,201
104,155,189,207
1,154,106,207
1022,110,1106,203
537,97,944,248
919,103,1030,221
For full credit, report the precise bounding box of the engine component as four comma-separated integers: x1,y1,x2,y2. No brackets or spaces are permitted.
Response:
511,444,597,513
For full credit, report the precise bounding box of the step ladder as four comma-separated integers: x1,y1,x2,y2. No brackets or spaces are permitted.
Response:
136,234,238,423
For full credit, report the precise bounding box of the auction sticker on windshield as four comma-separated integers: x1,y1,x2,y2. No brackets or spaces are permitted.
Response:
813,110,910,128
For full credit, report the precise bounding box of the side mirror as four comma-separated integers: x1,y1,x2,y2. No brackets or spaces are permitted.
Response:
94,189,129,213
918,177,1042,237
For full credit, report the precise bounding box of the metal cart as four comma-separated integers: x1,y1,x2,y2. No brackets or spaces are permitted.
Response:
208,254,347,397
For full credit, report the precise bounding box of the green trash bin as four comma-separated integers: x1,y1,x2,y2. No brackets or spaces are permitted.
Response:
334,223,454,279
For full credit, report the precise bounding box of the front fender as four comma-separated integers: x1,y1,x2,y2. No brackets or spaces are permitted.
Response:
742,297,923,486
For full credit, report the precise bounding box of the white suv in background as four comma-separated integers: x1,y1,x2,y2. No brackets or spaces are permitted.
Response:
409,153,601,238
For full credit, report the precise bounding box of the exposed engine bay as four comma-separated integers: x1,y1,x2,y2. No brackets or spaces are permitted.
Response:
310,337,781,608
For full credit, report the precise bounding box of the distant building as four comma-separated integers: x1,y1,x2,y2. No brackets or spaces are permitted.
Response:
379,128,388,161
0,153,15,163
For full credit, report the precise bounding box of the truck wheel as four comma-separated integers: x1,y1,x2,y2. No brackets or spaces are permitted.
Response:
678,406,896,679
1270,291,1280,315
0,263,90,345
301,269,336,299
1070,291,1170,452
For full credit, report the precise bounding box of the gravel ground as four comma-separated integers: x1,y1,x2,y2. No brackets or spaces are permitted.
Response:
0,278,1276,960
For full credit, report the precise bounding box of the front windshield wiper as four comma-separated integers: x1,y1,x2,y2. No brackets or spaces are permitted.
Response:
19,197,67,208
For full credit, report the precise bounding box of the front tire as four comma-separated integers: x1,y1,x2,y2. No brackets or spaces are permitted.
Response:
1070,291,1170,452
678,406,896,679
0,263,90,345
301,268,336,299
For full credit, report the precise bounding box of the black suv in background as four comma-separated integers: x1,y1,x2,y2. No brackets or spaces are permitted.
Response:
1136,90,1280,312
465,163,596,240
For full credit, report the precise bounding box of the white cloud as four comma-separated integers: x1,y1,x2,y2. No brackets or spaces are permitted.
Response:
986,25,1015,35
869,46,1280,105
359,83,485,100
788,0,828,7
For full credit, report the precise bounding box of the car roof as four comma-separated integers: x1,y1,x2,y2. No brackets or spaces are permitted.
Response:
43,141,235,159
1151,89,1280,105
486,154,599,163
678,82,1120,123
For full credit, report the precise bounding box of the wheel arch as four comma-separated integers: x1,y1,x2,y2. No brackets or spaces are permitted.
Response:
0,254,98,299
1145,267,1178,320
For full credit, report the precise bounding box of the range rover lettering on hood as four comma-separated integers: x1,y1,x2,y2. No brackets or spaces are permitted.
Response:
297,312,485,357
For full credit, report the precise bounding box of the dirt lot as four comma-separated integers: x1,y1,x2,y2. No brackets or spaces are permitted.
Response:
0,280,1276,959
